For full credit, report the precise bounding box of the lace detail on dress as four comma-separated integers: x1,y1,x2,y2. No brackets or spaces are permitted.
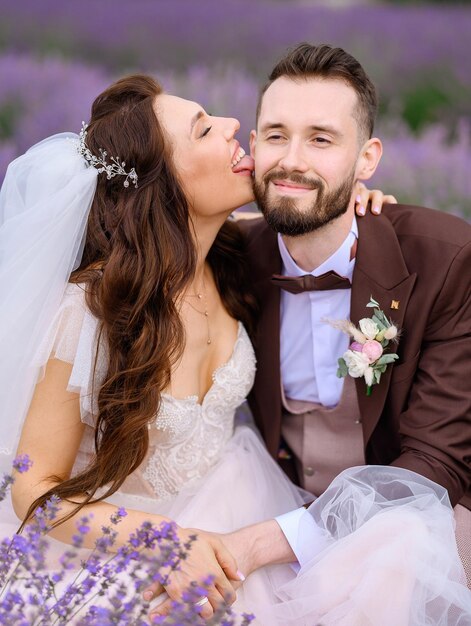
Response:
141,323,256,500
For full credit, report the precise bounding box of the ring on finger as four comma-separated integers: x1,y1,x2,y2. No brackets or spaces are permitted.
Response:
194,596,209,608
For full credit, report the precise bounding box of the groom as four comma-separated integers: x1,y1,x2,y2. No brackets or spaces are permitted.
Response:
236,42,471,582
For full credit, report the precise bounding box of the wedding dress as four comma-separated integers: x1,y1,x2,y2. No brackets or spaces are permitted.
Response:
1,282,471,625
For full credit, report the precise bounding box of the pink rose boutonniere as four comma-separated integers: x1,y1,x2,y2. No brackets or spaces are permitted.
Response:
325,297,400,396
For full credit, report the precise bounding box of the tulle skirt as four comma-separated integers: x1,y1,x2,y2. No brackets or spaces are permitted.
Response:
2,424,471,624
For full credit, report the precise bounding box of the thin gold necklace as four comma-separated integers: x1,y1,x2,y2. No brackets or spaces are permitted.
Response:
183,279,211,345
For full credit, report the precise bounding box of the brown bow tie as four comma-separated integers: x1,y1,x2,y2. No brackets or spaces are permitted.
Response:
271,271,351,294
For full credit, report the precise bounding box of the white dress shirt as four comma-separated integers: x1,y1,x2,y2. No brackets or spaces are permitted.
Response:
276,217,358,565
279,218,358,407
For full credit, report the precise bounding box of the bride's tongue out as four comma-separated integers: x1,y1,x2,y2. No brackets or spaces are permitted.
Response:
232,154,255,175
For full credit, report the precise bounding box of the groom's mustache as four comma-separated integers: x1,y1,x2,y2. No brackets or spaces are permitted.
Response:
261,171,324,191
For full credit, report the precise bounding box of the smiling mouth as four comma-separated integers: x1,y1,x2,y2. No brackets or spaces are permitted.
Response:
231,146,246,167
272,180,315,194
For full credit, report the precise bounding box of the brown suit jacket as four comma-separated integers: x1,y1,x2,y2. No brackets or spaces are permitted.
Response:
239,204,471,509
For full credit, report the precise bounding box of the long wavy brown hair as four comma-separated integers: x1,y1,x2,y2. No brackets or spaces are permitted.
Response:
22,74,257,528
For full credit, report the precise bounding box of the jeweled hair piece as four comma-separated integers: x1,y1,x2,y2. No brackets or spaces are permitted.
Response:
77,121,138,188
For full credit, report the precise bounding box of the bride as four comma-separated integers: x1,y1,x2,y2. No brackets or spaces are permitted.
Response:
0,74,470,625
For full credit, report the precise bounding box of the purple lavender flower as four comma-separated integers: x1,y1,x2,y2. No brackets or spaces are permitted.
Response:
110,508,127,524
11,455,32,474
373,119,471,219
0,461,253,624
1,0,470,98
0,474,14,505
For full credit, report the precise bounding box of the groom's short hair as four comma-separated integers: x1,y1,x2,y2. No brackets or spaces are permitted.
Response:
257,43,378,143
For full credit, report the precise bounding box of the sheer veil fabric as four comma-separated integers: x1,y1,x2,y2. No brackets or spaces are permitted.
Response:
0,133,97,471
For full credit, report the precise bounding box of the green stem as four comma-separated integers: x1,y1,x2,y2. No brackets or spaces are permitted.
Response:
366,385,372,397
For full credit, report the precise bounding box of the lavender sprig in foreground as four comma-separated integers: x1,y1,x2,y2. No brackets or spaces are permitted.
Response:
0,457,254,625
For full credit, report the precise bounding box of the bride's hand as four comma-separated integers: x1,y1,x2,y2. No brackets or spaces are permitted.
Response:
355,181,397,217
145,527,241,622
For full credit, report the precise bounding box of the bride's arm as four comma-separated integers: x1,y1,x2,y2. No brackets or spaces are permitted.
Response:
11,357,240,616
12,358,171,547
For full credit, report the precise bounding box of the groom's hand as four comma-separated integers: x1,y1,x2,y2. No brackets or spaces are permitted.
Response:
144,527,241,622
222,519,297,577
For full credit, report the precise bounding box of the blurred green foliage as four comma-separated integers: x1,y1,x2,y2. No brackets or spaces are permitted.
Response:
0,102,22,141
402,84,452,132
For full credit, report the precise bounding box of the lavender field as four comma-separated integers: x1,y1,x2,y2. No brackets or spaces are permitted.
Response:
1,0,470,216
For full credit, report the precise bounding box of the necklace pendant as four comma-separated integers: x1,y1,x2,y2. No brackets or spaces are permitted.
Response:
207,338,212,345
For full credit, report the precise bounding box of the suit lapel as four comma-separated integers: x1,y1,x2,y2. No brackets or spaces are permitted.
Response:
247,222,284,456
352,215,417,443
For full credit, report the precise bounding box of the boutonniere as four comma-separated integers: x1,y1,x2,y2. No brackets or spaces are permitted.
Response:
325,297,400,396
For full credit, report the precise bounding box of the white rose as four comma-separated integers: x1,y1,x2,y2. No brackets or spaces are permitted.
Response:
383,325,398,340
343,349,370,378
364,366,374,387
359,318,379,340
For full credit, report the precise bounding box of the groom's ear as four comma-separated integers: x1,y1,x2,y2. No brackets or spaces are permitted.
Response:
249,130,257,158
356,137,382,182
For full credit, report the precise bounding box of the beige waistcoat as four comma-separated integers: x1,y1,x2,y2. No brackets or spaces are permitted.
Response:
281,376,365,496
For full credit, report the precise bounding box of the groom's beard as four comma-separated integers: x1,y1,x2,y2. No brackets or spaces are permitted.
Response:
253,169,356,237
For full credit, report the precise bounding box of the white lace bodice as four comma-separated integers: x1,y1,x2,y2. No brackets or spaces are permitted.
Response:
142,323,255,499
40,283,256,501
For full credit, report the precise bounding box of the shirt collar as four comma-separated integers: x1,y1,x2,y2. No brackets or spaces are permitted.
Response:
278,216,358,279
